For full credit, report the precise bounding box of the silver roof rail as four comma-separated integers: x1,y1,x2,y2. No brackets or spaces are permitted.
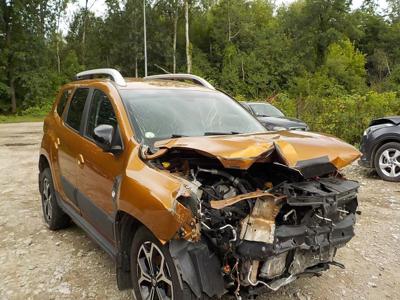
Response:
76,68,126,86
144,73,215,90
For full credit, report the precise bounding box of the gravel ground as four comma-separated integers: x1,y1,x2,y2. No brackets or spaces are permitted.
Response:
0,122,399,300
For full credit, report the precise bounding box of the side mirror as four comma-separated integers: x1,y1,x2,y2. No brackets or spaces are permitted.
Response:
93,124,123,154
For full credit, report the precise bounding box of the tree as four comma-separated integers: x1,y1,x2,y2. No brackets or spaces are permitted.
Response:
323,38,366,92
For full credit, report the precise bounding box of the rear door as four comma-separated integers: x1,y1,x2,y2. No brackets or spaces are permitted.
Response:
75,88,124,243
57,88,91,210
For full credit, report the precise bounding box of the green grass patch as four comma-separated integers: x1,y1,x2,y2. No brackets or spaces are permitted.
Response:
0,114,45,123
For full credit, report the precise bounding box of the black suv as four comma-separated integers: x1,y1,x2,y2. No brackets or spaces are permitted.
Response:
241,102,308,131
359,116,400,181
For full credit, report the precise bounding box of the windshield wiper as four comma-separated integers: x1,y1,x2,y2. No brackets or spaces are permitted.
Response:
204,131,240,136
169,134,188,138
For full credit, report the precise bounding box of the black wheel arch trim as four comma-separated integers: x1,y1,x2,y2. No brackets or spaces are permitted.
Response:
169,239,226,298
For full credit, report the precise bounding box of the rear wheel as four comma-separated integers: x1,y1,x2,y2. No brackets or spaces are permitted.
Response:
374,142,400,182
130,226,206,300
39,168,70,230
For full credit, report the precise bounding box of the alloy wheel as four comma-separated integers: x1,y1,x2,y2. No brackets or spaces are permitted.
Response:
42,177,53,222
136,241,174,300
379,148,400,178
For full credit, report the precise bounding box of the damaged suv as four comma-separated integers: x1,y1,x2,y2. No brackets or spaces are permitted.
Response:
39,69,361,299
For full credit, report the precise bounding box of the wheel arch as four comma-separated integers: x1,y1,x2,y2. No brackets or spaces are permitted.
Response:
38,153,52,193
114,210,144,290
39,153,50,172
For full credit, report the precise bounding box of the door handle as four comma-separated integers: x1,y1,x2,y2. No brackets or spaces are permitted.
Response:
54,137,61,149
77,154,85,167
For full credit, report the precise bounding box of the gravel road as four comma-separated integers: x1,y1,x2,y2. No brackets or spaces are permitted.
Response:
1,122,399,300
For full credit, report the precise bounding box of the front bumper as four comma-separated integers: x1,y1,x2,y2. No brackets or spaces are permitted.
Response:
238,178,359,287
359,134,373,168
358,156,372,168
237,213,355,261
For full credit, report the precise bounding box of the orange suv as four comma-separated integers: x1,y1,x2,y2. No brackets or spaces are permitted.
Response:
39,69,361,299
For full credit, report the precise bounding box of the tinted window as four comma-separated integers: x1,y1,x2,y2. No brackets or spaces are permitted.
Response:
65,88,89,131
249,103,284,118
56,90,71,116
86,90,117,139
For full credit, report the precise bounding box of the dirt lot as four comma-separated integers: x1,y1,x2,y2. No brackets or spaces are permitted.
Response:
0,122,399,300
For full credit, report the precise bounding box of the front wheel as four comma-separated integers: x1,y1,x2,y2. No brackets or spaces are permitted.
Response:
130,227,204,300
374,142,400,182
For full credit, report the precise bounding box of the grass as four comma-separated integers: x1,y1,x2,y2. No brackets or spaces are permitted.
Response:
0,114,45,123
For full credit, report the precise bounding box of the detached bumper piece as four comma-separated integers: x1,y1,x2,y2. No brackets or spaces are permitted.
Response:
238,178,359,294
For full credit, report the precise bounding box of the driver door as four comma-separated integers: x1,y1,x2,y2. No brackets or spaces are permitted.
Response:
75,89,124,244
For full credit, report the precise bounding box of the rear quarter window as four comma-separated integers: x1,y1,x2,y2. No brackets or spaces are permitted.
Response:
65,88,89,131
56,89,71,117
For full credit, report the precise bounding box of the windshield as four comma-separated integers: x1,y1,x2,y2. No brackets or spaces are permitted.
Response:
121,89,266,143
249,103,284,117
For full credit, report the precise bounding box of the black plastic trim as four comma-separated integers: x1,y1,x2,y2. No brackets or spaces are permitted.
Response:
56,192,117,259
60,175,78,206
76,188,115,243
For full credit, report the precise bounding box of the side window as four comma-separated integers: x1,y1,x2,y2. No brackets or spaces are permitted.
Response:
86,89,117,139
56,89,71,116
65,88,89,131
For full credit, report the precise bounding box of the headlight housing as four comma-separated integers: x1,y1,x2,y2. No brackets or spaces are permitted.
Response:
363,123,394,136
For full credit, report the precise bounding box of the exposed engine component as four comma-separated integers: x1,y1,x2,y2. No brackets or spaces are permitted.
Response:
154,150,359,298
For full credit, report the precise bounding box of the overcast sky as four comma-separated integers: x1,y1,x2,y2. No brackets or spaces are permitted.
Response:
62,0,388,33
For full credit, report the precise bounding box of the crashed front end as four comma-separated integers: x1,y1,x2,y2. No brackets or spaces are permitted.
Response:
143,131,360,298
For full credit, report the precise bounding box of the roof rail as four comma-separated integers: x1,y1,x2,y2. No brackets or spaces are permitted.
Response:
76,68,126,86
144,73,215,90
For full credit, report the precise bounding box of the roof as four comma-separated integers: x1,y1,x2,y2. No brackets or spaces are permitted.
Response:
68,77,214,91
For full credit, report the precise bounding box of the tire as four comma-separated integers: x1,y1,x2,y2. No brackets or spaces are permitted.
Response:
374,142,400,182
39,168,71,230
130,226,208,300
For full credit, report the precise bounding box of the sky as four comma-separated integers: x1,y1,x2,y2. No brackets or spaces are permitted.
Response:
62,0,389,33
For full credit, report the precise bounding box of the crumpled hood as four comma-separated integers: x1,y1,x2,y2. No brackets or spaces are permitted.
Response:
153,130,360,172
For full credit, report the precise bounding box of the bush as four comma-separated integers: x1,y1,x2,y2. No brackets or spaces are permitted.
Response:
273,91,399,145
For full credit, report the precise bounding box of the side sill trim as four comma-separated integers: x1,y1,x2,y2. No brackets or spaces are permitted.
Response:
56,192,117,260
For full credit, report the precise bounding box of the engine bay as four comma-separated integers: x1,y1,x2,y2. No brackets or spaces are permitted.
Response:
149,148,359,298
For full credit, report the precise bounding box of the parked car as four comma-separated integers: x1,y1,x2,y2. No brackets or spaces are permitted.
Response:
241,101,308,131
39,69,361,299
359,116,400,182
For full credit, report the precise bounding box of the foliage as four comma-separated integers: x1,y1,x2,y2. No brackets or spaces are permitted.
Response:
0,0,400,145
274,91,399,145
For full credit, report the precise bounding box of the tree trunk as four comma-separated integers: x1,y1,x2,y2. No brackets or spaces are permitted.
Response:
241,57,245,81
173,8,178,73
56,0,62,73
56,37,61,73
82,0,89,65
185,0,191,73
135,56,138,78
4,0,16,113
143,0,148,76
10,77,16,114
